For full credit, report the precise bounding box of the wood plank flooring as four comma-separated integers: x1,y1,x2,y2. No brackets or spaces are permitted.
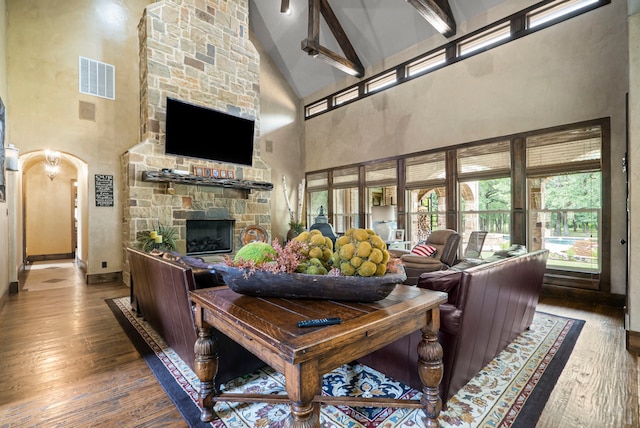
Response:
0,260,638,427
0,261,186,427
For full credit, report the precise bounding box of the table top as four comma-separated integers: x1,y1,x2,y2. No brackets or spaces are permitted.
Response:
190,284,447,373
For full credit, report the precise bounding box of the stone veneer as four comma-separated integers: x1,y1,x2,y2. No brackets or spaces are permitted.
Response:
122,0,270,285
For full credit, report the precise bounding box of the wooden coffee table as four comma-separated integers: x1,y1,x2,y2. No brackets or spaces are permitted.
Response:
189,284,447,428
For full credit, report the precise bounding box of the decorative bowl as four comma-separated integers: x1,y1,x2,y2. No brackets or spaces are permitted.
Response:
211,264,407,302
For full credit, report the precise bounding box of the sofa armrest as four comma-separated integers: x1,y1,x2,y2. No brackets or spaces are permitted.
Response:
417,270,462,306
389,248,411,258
440,304,462,336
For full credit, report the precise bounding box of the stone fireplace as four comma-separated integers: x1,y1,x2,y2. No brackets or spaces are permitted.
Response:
121,0,271,285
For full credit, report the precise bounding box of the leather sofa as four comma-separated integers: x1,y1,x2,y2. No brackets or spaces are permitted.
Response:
126,247,265,385
357,248,549,406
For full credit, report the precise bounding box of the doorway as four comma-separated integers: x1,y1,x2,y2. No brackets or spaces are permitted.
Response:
20,150,86,264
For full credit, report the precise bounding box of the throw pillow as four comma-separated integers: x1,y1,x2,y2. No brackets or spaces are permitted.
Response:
411,244,437,257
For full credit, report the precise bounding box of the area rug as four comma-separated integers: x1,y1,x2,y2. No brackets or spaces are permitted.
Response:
106,297,584,428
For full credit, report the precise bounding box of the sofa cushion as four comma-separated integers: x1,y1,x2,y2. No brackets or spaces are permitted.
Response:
492,244,527,258
401,254,445,269
410,244,437,257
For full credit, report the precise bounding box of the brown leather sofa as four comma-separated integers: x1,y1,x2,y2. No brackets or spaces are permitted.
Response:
127,247,265,385
357,249,549,406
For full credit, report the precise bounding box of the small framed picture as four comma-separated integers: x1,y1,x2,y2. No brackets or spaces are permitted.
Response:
194,166,204,176
227,170,234,179
220,170,227,178
212,169,219,178
394,229,405,241
202,167,211,178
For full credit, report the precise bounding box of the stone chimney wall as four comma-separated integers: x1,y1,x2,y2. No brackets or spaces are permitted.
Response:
122,0,270,284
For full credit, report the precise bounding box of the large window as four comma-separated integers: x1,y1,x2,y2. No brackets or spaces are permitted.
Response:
457,141,512,253
306,171,329,227
365,161,397,241
405,152,447,246
332,167,360,233
305,118,610,291
526,125,602,273
460,178,512,253
333,188,359,233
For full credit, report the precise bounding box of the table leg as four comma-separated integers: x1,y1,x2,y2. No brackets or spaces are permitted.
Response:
284,365,321,428
418,308,443,427
193,324,219,422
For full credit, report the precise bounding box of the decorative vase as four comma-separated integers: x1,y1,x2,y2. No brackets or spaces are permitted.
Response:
212,264,407,302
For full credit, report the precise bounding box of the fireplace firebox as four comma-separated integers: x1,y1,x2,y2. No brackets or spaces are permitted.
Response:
186,219,235,255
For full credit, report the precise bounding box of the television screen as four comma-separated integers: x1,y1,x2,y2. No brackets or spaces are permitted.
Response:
165,97,255,167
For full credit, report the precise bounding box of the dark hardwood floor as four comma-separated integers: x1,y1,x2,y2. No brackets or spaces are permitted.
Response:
0,260,637,427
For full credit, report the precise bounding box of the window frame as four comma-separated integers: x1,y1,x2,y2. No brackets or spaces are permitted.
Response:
305,117,611,292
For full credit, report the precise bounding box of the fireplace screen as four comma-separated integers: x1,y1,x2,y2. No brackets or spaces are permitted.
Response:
186,219,235,255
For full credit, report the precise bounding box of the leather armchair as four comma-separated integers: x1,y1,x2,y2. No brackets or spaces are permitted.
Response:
389,229,461,285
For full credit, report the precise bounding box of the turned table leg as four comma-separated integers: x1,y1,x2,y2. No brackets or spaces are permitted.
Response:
193,324,219,422
418,307,443,427
284,364,321,428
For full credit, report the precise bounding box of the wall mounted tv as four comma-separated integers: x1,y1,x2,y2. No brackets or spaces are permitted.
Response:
165,97,255,167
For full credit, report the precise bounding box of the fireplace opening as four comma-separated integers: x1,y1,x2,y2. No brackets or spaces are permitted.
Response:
186,219,235,255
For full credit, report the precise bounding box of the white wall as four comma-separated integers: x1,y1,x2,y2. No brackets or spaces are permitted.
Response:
627,0,640,332
303,1,629,296
0,0,9,306
252,34,306,242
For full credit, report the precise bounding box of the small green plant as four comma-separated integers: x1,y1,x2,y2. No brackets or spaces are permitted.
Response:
289,221,304,234
137,222,178,252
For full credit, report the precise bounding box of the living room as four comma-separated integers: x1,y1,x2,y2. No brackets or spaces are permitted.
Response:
0,0,639,425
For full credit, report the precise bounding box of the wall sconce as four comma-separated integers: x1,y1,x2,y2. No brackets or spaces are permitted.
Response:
5,144,19,171
44,149,61,180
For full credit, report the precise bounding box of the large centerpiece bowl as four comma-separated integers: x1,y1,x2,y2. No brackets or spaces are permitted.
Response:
211,264,407,302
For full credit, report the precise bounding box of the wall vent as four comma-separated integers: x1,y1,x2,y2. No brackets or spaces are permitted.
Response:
79,57,115,100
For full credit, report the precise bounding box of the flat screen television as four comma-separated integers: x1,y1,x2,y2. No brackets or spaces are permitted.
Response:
165,97,255,167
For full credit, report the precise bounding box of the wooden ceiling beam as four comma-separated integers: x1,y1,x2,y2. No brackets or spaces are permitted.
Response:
301,0,365,77
406,0,457,37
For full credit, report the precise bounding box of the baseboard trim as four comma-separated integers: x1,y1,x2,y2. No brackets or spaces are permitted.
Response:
626,330,640,355
0,286,7,313
9,281,19,294
86,271,123,284
27,253,75,262
541,284,625,307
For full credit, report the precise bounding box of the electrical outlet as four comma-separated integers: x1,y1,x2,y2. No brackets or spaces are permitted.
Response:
102,261,107,268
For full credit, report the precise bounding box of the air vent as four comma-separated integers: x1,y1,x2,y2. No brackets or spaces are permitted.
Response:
79,57,115,100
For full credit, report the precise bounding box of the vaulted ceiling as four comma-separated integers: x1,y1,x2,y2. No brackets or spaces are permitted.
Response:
249,0,506,100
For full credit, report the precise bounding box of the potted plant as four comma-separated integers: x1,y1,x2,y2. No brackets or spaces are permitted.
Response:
137,222,178,252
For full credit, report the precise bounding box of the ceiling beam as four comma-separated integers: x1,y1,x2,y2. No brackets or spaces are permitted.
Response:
301,0,365,77
406,0,456,37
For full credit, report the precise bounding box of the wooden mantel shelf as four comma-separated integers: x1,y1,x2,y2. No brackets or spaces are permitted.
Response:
141,171,274,193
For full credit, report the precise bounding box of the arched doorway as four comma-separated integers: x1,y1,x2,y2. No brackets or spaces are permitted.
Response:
19,150,87,264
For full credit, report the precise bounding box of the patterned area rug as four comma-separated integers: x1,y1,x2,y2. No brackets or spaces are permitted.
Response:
106,297,584,428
